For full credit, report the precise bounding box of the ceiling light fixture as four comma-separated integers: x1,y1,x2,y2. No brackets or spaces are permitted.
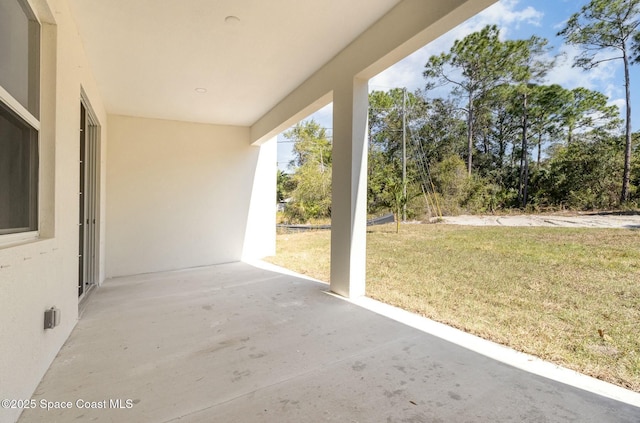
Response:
195,88,207,94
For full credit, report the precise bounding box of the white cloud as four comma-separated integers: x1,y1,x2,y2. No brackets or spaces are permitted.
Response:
544,43,623,103
300,103,332,129
610,97,626,110
477,0,543,33
368,53,427,91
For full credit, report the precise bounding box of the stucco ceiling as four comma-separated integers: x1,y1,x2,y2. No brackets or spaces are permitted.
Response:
68,0,401,126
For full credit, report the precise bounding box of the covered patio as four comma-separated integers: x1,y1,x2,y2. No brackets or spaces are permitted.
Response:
3,1,640,422
18,262,639,422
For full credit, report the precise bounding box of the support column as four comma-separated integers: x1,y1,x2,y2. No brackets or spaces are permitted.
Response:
242,137,277,261
330,77,369,298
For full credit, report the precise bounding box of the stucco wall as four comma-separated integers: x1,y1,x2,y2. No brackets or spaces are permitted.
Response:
0,0,108,422
106,115,275,278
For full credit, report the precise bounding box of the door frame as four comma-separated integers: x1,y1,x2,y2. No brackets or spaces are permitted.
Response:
79,88,101,300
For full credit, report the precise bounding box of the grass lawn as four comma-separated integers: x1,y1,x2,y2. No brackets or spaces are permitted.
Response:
266,223,640,392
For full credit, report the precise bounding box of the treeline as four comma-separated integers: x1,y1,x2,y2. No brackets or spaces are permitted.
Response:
278,2,640,223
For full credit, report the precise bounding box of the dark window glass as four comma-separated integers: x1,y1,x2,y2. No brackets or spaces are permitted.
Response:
0,103,38,234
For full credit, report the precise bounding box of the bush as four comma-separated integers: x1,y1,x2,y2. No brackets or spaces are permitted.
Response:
537,135,624,209
283,163,331,223
428,155,504,215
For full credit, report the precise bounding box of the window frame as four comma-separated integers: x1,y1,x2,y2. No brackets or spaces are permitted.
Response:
0,0,41,246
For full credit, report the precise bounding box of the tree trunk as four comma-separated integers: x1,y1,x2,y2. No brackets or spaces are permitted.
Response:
537,133,542,165
498,120,506,167
621,51,632,203
467,96,474,176
395,207,400,234
518,91,529,208
482,128,489,155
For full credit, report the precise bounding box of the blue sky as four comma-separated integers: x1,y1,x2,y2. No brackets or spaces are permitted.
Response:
278,0,639,170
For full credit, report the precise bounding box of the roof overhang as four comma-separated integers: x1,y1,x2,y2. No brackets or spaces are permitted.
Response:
67,0,497,139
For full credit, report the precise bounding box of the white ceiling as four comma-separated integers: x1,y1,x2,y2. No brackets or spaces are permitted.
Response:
68,0,401,126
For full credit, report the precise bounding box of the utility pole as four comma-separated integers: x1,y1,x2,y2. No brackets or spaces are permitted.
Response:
402,88,407,222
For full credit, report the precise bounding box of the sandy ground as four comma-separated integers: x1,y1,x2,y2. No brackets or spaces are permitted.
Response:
436,213,640,229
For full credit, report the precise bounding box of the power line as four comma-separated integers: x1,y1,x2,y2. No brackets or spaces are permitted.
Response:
407,125,442,217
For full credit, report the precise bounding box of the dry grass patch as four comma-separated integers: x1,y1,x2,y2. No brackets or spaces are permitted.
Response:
266,224,640,392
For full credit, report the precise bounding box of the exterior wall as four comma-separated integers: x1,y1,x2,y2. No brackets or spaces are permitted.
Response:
106,115,274,278
0,0,108,422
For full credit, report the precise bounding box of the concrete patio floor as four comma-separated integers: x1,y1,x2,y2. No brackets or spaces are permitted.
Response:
18,262,640,422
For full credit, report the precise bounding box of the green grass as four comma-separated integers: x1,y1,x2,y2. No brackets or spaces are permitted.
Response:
267,224,640,392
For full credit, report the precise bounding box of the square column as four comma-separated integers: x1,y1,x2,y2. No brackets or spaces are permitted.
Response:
330,77,369,298
242,137,277,261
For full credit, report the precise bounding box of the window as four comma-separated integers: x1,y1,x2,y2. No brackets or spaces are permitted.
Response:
0,0,40,236
0,103,38,234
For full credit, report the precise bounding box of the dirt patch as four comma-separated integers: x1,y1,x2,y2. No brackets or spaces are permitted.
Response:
435,213,640,229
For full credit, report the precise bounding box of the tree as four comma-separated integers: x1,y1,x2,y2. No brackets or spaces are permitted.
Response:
287,162,332,222
276,170,294,202
527,85,569,165
561,87,622,144
282,120,332,222
412,96,467,165
483,84,521,177
287,120,331,169
505,36,555,207
559,0,640,202
423,25,510,176
368,89,426,219
539,133,626,209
